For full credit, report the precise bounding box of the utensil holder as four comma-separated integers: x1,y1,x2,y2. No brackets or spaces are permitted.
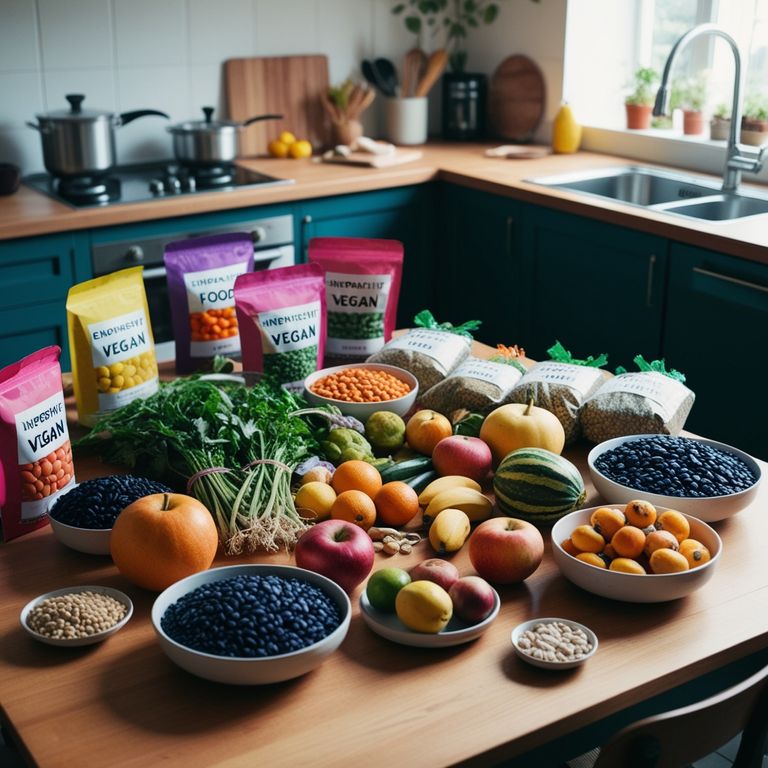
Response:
382,97,428,145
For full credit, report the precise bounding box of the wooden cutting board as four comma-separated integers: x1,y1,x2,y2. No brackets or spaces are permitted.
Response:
225,55,331,157
487,54,546,142
321,149,423,168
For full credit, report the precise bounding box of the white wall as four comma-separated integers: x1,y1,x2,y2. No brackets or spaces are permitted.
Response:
0,0,564,174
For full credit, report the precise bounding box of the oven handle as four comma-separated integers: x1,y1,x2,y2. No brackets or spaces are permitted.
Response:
252,246,288,265
141,267,167,279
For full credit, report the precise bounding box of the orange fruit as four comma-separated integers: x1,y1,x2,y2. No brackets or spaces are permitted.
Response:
331,460,382,497
679,538,711,568
330,489,377,530
590,507,626,541
611,525,647,559
624,499,657,528
610,557,646,574
571,524,605,554
643,529,679,558
576,552,608,568
405,410,453,456
649,548,690,574
374,481,420,527
656,510,690,543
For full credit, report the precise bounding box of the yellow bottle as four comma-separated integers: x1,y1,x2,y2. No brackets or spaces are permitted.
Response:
552,101,582,154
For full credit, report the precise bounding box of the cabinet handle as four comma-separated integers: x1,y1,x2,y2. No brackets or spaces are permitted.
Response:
645,253,656,308
505,216,515,257
302,215,312,225
693,266,768,295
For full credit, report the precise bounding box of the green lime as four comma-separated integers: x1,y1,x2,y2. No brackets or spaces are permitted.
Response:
366,567,412,613
365,411,406,452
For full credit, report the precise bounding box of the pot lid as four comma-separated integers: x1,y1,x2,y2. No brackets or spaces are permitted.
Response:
169,106,240,133
38,94,113,122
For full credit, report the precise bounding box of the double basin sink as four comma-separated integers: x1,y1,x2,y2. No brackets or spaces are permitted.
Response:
527,166,768,221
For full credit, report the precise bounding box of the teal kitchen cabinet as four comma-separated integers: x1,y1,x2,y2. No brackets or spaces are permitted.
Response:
433,184,521,347
297,186,434,327
663,244,768,460
0,232,90,370
518,205,668,366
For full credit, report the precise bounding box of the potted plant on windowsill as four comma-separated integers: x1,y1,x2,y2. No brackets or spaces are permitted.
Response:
709,103,730,141
740,92,768,146
672,76,707,135
625,67,659,129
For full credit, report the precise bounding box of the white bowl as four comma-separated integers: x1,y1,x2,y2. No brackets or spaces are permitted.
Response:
48,516,112,555
20,585,133,647
511,617,598,670
359,588,500,648
588,435,762,522
304,362,418,421
151,564,351,685
551,506,721,603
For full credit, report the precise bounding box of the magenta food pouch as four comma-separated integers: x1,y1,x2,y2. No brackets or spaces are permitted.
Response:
234,263,326,390
0,346,76,541
308,237,403,364
164,232,255,373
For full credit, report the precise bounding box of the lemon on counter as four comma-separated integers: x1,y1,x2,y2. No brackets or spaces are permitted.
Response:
395,580,453,633
289,139,313,159
552,102,582,154
278,131,297,146
267,139,290,158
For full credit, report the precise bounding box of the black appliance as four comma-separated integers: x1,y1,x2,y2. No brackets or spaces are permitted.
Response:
442,73,487,140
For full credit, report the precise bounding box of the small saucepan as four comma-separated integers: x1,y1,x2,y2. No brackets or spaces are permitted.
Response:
27,94,169,177
168,107,283,166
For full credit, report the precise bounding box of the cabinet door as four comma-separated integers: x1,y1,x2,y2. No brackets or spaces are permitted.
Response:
435,184,520,346
297,186,434,327
0,300,69,369
519,206,667,365
664,245,768,459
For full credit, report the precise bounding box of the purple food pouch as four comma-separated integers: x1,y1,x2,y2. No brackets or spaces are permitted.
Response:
234,263,326,391
164,232,254,373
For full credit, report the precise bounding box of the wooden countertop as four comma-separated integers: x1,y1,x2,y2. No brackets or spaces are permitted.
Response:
3,143,768,266
1,373,767,766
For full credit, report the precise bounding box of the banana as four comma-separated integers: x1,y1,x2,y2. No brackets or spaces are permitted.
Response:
428,508,471,554
418,475,482,507
422,487,493,526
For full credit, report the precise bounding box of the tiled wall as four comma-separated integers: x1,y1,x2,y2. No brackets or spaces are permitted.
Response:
0,0,565,174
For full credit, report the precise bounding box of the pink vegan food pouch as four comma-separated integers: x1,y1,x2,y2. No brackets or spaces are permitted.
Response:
234,263,326,390
164,232,254,373
0,346,76,541
308,237,403,365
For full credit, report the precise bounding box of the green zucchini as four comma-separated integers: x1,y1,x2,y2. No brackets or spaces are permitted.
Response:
404,469,439,493
379,456,434,483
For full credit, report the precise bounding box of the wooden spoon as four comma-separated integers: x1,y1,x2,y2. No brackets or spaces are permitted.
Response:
402,48,428,97
414,49,448,98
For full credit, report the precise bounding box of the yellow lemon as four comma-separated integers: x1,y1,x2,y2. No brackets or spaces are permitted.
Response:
395,580,453,633
289,139,313,159
267,139,289,158
278,131,296,145
294,481,337,521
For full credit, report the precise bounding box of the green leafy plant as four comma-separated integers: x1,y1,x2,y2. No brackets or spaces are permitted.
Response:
712,102,731,120
392,0,540,72
743,92,768,122
625,67,659,106
671,76,707,112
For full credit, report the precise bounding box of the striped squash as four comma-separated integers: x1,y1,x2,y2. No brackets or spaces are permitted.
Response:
493,447,586,525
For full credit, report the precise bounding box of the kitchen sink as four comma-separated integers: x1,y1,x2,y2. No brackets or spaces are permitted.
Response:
527,166,768,220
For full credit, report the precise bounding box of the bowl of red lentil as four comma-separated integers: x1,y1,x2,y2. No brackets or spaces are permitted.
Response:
303,363,419,420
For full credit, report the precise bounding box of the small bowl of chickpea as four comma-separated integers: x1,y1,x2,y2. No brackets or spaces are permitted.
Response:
551,503,722,603
303,363,418,421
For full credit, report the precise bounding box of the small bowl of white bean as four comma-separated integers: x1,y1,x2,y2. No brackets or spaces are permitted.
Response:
20,585,133,647
511,618,598,670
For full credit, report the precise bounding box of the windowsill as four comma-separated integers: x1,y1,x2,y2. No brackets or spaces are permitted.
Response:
580,125,768,187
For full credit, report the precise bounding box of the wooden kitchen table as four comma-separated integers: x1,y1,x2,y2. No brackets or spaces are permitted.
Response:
1,389,767,767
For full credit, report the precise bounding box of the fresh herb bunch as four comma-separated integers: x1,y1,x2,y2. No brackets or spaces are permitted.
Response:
75,376,329,554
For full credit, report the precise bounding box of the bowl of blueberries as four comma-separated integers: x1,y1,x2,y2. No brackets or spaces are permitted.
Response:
588,434,762,523
151,564,352,685
48,475,172,555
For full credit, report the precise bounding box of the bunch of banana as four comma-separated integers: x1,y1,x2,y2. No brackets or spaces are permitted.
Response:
428,508,471,554
421,485,493,527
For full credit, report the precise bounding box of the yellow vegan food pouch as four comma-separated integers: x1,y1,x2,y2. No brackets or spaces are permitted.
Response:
66,266,159,426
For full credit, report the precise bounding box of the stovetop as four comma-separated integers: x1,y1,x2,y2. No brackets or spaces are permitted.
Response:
23,161,294,208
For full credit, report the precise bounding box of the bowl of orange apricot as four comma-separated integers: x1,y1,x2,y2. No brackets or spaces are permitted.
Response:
551,501,721,603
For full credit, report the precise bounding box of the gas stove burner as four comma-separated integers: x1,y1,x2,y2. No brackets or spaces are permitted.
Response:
188,164,238,188
56,174,121,204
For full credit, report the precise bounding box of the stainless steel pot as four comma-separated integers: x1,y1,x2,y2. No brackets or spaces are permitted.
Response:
27,94,169,177
168,107,282,165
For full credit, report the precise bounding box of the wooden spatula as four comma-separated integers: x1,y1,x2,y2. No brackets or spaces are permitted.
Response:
414,49,448,98
402,48,428,97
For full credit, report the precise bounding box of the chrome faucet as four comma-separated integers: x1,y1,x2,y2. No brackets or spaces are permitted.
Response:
653,22,765,193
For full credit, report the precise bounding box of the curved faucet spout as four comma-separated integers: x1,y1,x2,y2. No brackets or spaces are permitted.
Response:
652,22,763,192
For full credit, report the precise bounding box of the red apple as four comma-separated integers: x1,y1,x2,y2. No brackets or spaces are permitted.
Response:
409,558,460,592
431,435,493,483
449,576,497,624
468,517,544,584
294,519,375,593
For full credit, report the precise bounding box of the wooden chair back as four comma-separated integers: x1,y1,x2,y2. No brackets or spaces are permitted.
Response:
593,661,768,768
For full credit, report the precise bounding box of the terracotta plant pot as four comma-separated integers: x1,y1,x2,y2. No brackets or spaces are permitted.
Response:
625,103,652,130
740,117,768,146
709,117,731,141
683,110,705,135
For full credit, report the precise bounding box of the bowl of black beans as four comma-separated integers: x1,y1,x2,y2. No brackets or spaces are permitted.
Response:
588,435,762,522
151,564,352,685
47,475,172,554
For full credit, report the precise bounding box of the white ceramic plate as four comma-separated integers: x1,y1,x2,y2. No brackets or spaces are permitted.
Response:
20,585,133,647
511,617,598,670
359,589,500,648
